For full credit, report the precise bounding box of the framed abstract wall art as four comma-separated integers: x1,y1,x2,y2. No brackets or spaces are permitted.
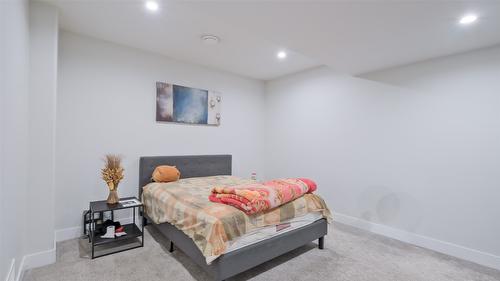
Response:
156,82,221,126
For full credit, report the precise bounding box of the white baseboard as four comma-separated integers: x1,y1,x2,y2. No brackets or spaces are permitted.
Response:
14,238,56,281
5,259,15,281
21,245,56,271
334,212,500,271
15,256,24,281
55,226,81,242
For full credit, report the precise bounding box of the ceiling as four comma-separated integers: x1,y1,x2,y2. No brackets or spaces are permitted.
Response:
46,0,500,80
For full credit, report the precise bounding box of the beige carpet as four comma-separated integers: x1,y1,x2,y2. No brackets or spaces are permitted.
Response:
23,222,500,281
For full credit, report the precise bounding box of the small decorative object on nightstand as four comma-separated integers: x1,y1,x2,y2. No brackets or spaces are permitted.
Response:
87,197,144,259
101,154,124,204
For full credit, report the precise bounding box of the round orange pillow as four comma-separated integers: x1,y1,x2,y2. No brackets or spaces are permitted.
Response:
152,165,181,182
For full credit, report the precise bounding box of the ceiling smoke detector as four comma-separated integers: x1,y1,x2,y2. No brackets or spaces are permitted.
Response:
201,35,220,45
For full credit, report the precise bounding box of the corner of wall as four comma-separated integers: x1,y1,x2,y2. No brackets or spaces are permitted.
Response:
25,0,58,259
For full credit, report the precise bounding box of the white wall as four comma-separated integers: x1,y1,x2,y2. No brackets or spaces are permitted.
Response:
265,48,500,269
27,1,58,256
1,2,59,279
360,46,500,258
0,0,30,279
56,32,266,230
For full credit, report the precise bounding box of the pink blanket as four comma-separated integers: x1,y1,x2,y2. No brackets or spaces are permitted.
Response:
209,178,317,215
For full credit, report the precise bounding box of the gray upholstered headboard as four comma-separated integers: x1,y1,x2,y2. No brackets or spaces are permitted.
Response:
138,155,232,198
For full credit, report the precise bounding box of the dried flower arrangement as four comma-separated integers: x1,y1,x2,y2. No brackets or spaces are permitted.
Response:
101,154,124,204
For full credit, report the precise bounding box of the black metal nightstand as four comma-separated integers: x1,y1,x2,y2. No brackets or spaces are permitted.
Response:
88,197,144,259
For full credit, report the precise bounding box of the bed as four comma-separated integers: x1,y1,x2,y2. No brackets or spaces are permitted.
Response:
139,155,329,281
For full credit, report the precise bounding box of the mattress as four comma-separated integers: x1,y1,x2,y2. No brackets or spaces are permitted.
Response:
206,212,323,262
224,212,323,254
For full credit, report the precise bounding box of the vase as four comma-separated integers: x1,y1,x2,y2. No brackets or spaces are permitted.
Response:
107,190,119,204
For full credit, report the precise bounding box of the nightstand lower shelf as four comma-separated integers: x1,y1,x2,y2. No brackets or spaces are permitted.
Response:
92,223,142,246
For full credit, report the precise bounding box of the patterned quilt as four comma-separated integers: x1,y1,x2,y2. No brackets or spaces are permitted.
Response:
209,178,318,215
142,176,332,263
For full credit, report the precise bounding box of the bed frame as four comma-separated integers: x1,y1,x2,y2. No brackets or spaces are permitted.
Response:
139,155,327,281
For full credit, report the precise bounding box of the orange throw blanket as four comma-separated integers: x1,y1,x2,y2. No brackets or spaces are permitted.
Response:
209,178,317,215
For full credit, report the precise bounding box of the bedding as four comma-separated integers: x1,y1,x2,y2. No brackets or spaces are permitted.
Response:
141,175,331,263
209,178,318,215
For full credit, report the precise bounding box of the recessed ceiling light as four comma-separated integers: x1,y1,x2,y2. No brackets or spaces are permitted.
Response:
201,35,220,45
277,51,287,59
145,1,159,12
459,14,478,25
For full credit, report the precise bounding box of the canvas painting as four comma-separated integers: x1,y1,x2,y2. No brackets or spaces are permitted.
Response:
156,82,221,125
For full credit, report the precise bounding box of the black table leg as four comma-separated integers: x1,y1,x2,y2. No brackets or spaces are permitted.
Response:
169,241,174,252
141,206,144,247
91,208,95,259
